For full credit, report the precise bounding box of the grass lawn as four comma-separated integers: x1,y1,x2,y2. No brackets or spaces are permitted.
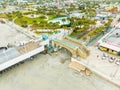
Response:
0,14,7,18
48,15,57,20
35,31,55,35
14,16,46,26
70,30,84,37
0,8,5,11
70,32,77,36
48,15,67,20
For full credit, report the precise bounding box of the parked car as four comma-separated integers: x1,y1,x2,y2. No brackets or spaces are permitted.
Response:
115,59,120,65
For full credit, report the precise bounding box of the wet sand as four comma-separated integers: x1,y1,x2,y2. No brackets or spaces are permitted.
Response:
0,49,119,90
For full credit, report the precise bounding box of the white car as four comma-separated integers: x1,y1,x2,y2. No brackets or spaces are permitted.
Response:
115,60,120,65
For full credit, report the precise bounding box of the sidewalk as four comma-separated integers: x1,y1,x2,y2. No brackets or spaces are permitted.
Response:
72,47,120,87
6,21,38,39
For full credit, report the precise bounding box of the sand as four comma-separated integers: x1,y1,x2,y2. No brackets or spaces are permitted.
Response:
0,22,119,90
0,49,119,90
0,23,30,46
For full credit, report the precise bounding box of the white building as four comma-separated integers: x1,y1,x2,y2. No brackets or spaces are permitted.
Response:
69,12,85,18
17,0,28,4
98,28,120,55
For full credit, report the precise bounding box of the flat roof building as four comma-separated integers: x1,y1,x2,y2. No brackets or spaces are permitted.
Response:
98,28,120,55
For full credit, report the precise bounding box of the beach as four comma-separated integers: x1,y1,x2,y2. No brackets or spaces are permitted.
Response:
0,23,30,46
0,22,119,90
0,49,119,90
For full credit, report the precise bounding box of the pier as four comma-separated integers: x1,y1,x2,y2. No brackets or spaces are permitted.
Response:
0,38,49,71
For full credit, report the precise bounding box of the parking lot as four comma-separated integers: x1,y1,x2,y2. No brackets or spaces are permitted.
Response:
79,46,120,87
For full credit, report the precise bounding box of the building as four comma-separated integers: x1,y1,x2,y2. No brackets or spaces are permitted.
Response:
98,28,120,55
94,14,108,20
69,12,85,18
17,0,28,4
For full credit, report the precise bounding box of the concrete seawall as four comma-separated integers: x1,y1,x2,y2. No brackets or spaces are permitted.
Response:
71,57,120,88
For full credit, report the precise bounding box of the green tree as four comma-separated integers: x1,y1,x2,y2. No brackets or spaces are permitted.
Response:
16,12,23,18
21,20,28,28
1,2,7,8
62,18,66,24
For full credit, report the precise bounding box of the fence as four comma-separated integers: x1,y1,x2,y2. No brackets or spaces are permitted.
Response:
86,27,112,46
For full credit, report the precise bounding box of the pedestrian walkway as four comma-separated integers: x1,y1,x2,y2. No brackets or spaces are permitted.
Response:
72,46,120,87
53,36,90,59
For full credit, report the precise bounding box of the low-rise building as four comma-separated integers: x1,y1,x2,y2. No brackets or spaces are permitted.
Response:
17,0,28,4
69,12,85,18
98,28,120,55
94,13,108,20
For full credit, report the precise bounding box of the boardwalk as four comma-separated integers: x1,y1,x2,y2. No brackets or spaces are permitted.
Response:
72,46,120,88
0,39,46,71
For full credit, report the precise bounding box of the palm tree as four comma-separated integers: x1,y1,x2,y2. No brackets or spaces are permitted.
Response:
21,20,28,28
6,13,13,21
16,12,23,18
